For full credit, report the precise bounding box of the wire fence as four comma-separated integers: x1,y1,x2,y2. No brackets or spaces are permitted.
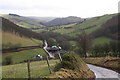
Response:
2,58,59,78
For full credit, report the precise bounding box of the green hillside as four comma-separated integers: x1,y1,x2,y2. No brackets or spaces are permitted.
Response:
2,31,42,49
45,14,117,37
34,14,117,48
0,14,45,29
93,36,112,45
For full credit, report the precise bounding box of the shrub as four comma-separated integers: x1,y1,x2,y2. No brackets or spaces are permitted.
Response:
54,53,85,71
4,56,13,65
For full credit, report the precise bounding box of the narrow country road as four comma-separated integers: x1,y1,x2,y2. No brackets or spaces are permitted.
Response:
87,64,120,79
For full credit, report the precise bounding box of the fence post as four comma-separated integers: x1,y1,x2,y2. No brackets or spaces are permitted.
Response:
46,56,52,74
58,53,62,62
27,60,31,79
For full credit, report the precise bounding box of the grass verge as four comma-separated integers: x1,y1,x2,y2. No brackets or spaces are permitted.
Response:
82,57,120,73
49,53,95,79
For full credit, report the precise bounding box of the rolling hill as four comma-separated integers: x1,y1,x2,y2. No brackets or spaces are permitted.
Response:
29,16,57,22
41,13,119,40
1,13,119,68
1,17,47,65
1,13,119,49
2,31,41,49
41,16,85,27
1,17,43,49
0,13,45,29
1,17,47,40
36,13,119,46
46,14,118,37
90,14,119,40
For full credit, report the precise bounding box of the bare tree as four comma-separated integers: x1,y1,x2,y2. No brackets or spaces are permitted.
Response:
77,31,93,57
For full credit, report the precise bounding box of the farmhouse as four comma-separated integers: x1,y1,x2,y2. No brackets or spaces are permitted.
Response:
46,46,62,53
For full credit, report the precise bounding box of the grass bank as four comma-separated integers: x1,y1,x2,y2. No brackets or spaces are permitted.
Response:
82,57,120,73
49,53,95,79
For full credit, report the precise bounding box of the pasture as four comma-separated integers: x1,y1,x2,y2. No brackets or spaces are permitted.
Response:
2,59,59,78
3,48,46,64
2,32,42,49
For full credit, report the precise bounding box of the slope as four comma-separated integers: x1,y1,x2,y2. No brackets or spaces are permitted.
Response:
1,17,45,65
1,17,43,49
44,13,117,37
42,16,84,27
2,31,41,49
0,14,45,29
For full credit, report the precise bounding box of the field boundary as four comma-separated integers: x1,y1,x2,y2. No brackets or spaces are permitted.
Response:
2,46,42,53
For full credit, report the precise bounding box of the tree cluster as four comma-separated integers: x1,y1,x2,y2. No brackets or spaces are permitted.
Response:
91,41,120,57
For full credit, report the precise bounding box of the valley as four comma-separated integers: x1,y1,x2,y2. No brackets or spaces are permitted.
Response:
0,13,119,79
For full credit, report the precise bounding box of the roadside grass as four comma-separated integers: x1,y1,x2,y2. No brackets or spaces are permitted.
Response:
82,57,120,73
2,48,46,64
49,53,95,78
2,59,59,78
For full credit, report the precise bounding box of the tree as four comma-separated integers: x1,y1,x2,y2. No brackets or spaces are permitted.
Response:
59,41,71,51
47,38,57,46
77,31,93,57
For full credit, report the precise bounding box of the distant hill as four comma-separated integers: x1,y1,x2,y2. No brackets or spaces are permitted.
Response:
42,14,118,38
29,16,57,22
8,13,21,17
0,14,86,29
0,14,45,29
33,13,119,45
42,16,85,27
1,13,119,47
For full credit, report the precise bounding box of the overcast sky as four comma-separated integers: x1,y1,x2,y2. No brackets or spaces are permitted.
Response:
0,0,119,18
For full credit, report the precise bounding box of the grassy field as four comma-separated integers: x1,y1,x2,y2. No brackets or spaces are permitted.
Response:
68,36,113,51
2,32,42,49
53,28,74,34
82,57,120,73
93,36,112,46
32,29,47,33
2,60,59,78
3,48,46,64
